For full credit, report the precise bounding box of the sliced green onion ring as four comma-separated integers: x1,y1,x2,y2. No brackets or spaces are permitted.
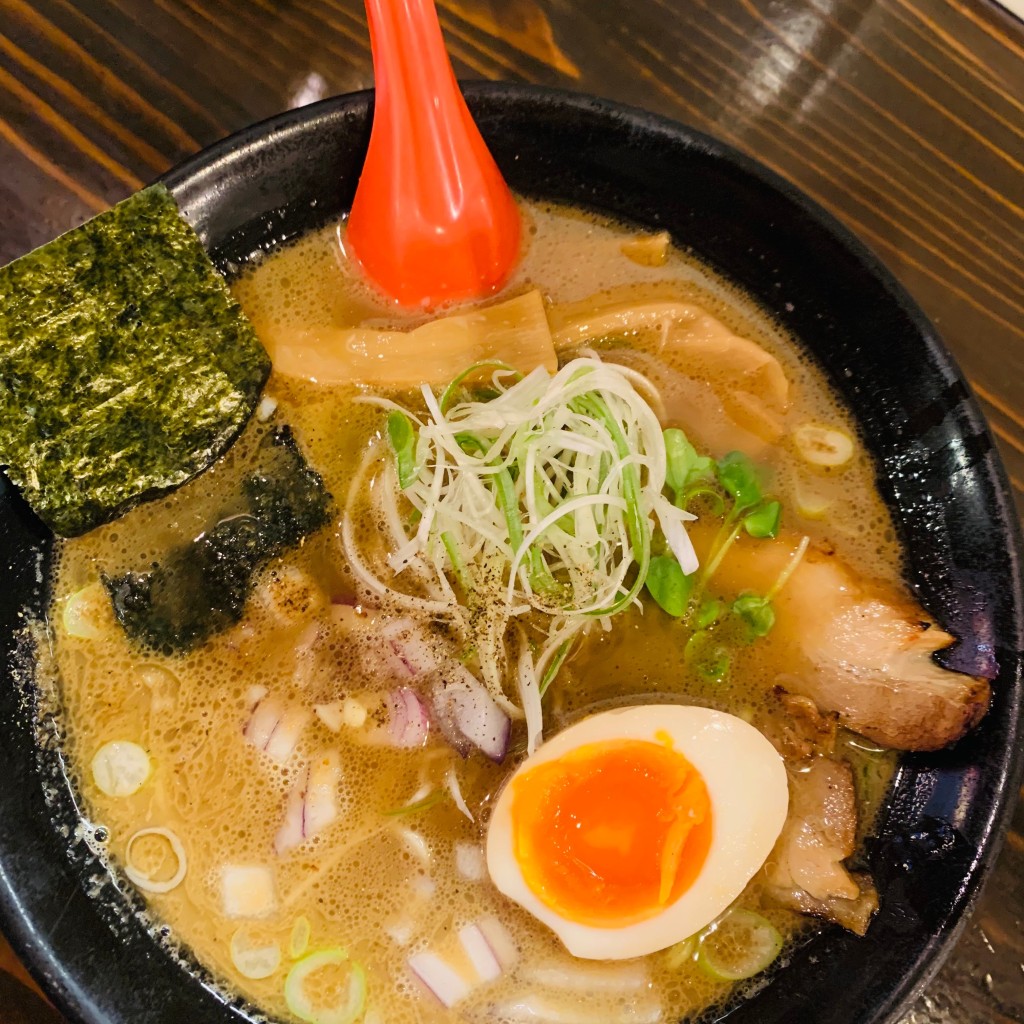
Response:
230,930,281,980
696,909,782,981
290,916,312,960
124,826,187,894
793,423,854,467
63,581,108,640
663,934,697,970
284,948,367,1024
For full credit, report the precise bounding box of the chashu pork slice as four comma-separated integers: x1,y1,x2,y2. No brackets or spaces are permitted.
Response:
709,532,991,751
774,554,990,750
764,758,878,935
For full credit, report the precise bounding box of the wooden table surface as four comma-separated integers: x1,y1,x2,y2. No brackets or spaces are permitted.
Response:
0,1,1022,1022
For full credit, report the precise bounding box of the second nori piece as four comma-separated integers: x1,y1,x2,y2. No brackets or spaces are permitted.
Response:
105,426,332,655
0,185,271,536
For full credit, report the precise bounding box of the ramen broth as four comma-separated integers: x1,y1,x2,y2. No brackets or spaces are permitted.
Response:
51,202,900,1023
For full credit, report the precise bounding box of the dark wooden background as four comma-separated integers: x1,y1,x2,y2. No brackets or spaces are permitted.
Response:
0,1,1022,1022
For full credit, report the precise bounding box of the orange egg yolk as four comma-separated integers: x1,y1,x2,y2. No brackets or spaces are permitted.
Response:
510,737,712,927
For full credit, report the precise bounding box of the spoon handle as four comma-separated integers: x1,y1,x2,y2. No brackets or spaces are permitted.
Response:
348,0,521,307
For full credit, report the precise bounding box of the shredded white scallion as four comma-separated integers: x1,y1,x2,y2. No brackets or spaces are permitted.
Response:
342,356,697,721
446,768,474,822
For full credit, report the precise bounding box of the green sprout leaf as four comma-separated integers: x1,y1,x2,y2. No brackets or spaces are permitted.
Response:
681,485,726,517
664,428,713,499
387,410,419,489
744,500,781,539
732,592,776,637
716,451,763,513
684,627,731,684
698,647,731,684
645,555,694,617
695,598,725,631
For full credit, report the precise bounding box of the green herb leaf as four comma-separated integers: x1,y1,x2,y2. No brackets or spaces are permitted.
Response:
716,451,763,513
732,592,776,637
386,410,419,489
645,555,693,617
743,500,781,539
0,185,270,536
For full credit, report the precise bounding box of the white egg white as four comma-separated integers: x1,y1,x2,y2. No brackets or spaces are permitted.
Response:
485,704,789,960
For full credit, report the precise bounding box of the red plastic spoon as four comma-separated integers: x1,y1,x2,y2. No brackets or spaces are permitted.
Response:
346,0,522,308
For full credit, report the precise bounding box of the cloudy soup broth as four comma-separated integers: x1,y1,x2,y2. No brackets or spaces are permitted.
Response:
52,201,914,1024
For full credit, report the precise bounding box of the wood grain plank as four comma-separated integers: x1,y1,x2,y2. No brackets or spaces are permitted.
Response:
0,3,1022,1023
4,0,204,155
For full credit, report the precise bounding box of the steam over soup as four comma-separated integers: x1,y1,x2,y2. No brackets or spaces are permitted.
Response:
50,203,989,1024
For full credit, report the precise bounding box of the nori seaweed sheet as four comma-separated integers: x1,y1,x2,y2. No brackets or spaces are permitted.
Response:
105,426,332,655
0,184,271,536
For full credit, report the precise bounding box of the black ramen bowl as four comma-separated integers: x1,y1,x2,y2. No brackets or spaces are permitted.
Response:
1,84,1022,1024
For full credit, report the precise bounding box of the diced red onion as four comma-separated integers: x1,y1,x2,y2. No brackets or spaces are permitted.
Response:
245,685,268,710
243,695,281,748
243,695,309,764
477,917,519,970
382,619,440,678
361,689,430,749
454,842,486,881
431,664,511,763
395,827,431,865
221,864,277,919
408,951,472,1008
384,918,414,947
411,874,436,899
458,923,502,983
265,706,312,762
391,688,430,748
275,781,306,855
274,751,341,855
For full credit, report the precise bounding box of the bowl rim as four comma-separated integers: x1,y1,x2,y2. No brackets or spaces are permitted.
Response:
1,81,1022,1024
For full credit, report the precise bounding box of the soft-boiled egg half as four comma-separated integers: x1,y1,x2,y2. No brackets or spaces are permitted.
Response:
485,704,789,960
